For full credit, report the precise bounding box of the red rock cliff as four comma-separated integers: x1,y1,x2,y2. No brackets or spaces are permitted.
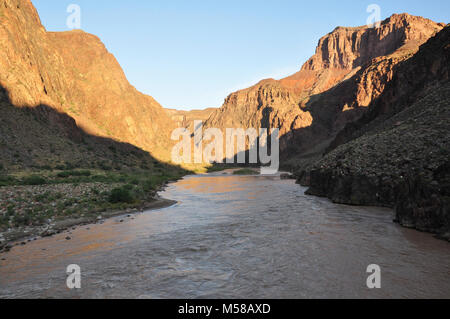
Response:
204,13,444,158
0,0,176,161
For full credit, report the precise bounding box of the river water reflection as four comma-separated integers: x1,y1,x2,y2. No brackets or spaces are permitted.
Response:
0,172,449,298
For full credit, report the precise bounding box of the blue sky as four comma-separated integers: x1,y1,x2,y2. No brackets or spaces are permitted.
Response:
33,0,449,110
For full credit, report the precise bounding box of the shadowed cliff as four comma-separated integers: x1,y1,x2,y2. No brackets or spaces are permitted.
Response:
0,84,188,174
0,0,177,162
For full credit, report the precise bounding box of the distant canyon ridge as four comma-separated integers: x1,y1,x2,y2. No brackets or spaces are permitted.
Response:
0,0,443,162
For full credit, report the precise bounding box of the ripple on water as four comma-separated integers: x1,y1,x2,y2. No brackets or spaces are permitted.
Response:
1,174,450,298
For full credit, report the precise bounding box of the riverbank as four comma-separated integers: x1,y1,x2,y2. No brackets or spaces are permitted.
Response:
293,85,450,241
298,168,450,242
0,196,176,253
0,166,284,252
0,167,186,252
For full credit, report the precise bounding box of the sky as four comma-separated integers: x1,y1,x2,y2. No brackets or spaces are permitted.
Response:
33,0,449,110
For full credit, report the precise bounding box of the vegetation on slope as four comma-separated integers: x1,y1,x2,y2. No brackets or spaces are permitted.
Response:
0,90,188,248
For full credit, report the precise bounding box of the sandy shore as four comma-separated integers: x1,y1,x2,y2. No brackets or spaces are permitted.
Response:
0,196,177,253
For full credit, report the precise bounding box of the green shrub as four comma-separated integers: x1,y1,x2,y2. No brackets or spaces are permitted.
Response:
109,186,134,204
57,170,91,178
65,162,76,170
141,175,167,192
142,179,157,192
0,175,15,186
91,174,106,182
13,212,32,226
57,171,71,178
99,161,112,171
75,170,91,177
0,215,10,230
23,175,47,185
6,205,15,216
123,184,134,191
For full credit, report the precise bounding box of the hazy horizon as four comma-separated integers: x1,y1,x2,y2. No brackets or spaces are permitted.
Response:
33,0,449,110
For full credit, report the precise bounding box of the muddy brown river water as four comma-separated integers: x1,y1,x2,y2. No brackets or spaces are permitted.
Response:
0,172,449,298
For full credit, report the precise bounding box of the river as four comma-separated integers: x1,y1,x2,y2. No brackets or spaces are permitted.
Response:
0,171,449,298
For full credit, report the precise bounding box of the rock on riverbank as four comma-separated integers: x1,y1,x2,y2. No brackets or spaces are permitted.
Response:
296,83,450,240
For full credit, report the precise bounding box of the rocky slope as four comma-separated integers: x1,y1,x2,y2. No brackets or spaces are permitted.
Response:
0,84,164,171
0,0,176,163
204,14,444,158
298,26,450,239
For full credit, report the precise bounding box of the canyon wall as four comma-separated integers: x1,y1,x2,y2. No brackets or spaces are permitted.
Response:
0,0,176,162
299,26,450,238
204,14,444,159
